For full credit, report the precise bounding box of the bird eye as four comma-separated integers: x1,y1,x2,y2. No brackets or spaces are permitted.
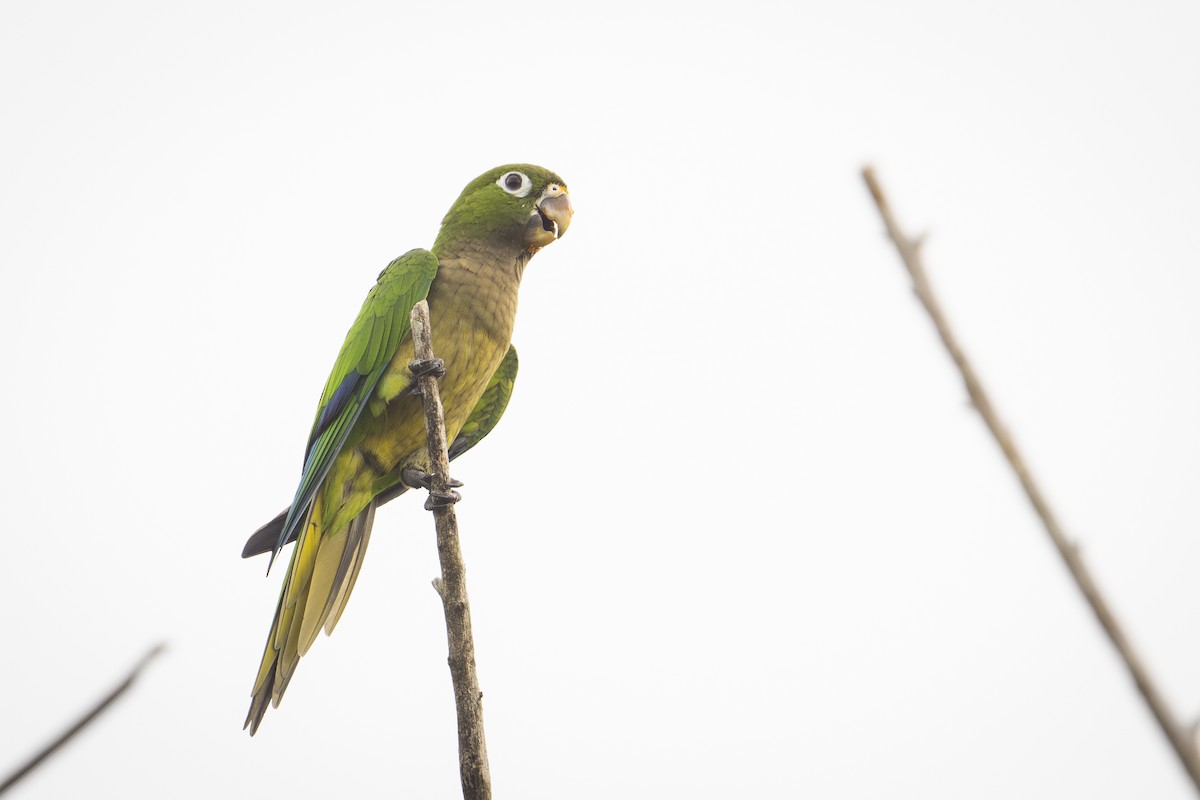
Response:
497,171,532,197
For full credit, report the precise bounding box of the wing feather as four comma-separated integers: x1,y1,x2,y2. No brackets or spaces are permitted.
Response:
243,344,519,559
268,249,438,565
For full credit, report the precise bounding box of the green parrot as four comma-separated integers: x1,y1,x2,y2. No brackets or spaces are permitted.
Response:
241,164,572,735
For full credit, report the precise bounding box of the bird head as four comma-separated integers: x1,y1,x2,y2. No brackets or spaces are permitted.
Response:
433,164,572,258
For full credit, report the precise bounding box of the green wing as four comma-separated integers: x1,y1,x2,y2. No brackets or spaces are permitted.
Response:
269,248,438,566
448,344,518,460
243,344,518,558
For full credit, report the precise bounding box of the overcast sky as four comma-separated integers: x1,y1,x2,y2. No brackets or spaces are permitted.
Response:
2,1,1199,797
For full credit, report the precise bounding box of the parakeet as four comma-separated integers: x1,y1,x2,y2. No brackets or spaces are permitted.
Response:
242,164,572,735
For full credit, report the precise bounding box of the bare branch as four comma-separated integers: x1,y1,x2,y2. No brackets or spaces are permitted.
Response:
409,300,492,800
862,166,1200,793
0,643,166,796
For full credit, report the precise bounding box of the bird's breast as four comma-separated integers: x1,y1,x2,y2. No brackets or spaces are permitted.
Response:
359,250,522,474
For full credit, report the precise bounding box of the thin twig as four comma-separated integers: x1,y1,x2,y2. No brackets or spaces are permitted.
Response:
0,643,166,796
861,165,1200,793
409,300,492,800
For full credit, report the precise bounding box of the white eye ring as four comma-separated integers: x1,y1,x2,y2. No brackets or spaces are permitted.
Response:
497,171,533,197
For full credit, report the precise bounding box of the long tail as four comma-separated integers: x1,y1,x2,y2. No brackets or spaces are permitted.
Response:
244,497,378,735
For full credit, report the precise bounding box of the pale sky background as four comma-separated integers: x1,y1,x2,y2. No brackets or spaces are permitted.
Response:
2,1,1199,797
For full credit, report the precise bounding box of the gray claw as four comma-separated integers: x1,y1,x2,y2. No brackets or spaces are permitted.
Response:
402,466,464,511
408,358,446,395
409,357,446,381
423,489,462,510
401,467,464,491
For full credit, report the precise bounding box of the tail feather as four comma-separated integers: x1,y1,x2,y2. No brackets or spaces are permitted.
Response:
297,524,347,651
242,509,287,559
245,588,286,735
324,501,377,635
244,666,275,734
244,495,379,734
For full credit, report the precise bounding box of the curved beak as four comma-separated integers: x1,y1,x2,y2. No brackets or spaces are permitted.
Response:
537,192,573,239
525,185,573,250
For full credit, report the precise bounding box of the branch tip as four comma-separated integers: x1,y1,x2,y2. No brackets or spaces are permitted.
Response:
0,642,167,795
861,165,1200,793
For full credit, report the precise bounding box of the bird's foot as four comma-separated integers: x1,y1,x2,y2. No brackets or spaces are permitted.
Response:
400,467,464,510
423,490,462,511
407,358,446,393
400,467,464,491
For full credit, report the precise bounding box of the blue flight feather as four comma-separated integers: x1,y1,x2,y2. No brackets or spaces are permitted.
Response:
308,371,362,454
